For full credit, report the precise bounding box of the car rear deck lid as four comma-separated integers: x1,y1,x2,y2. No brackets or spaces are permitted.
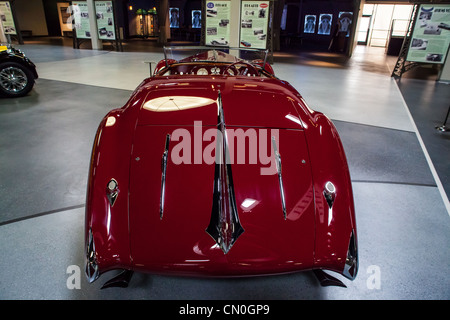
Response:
137,78,305,129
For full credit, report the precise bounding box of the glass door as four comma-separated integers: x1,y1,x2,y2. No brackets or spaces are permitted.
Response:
357,4,374,45
357,15,372,45
357,4,413,47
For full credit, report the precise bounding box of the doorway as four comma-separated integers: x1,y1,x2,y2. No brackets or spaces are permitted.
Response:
357,3,413,48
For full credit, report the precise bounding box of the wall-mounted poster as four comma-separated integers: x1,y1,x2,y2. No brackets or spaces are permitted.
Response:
0,1,16,35
317,13,332,35
338,12,353,36
407,4,450,64
304,15,316,34
72,1,91,39
170,7,179,28
205,1,231,46
239,1,270,49
95,1,115,40
192,10,201,28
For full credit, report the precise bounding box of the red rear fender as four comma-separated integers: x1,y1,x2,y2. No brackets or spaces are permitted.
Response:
85,106,138,274
302,112,357,275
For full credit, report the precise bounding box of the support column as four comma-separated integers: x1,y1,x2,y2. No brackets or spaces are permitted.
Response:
0,19,7,43
87,0,103,50
229,0,241,48
157,0,170,44
438,46,450,82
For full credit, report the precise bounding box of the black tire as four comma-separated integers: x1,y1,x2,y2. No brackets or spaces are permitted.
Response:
0,61,35,98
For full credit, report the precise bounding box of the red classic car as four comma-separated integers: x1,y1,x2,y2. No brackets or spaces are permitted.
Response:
85,47,358,289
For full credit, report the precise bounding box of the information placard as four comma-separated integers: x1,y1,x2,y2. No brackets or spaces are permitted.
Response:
0,1,16,35
72,1,91,39
205,1,231,47
239,1,269,49
95,1,115,40
407,4,450,64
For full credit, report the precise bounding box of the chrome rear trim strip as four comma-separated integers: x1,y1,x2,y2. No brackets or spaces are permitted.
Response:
272,136,287,220
160,134,171,220
206,91,244,254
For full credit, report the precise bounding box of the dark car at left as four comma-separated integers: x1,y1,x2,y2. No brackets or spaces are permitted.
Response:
0,45,38,97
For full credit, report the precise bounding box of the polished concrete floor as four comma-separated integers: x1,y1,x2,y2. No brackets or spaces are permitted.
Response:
0,39,449,300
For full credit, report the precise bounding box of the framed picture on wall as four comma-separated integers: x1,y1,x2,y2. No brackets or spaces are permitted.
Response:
338,12,353,36
318,13,332,35
170,7,179,28
304,15,316,34
192,10,201,28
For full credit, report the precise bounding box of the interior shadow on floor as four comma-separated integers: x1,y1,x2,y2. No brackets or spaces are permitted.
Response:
71,269,327,300
332,119,436,187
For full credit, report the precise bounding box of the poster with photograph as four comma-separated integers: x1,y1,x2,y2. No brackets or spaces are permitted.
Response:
72,1,91,39
205,1,231,46
338,12,353,36
239,1,270,49
192,10,201,28
0,1,16,35
407,4,450,64
170,7,179,28
95,1,115,40
317,13,332,35
304,15,316,34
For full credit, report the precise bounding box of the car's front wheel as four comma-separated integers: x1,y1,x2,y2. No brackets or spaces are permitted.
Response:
0,62,35,97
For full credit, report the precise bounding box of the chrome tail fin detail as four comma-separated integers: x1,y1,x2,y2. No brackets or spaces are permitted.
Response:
160,134,171,220
206,91,244,254
343,230,358,280
85,228,100,283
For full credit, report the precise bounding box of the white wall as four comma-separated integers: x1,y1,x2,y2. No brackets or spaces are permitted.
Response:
15,0,48,36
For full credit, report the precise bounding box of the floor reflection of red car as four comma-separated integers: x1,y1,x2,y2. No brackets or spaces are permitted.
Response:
85,46,358,289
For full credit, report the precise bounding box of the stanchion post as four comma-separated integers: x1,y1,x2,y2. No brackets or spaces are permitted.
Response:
435,104,450,132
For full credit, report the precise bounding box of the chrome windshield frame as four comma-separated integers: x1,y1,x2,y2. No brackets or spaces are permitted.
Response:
163,46,269,69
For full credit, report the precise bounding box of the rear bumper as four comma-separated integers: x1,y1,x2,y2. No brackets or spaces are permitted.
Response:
85,230,358,283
